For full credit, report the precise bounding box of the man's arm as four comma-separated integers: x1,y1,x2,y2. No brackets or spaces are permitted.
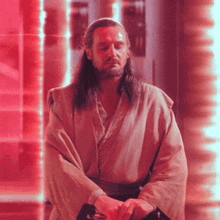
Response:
138,110,188,220
94,196,155,220
45,92,106,219
94,195,123,220
45,144,106,219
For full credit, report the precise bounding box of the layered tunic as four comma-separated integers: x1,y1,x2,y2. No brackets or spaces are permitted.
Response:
45,82,188,220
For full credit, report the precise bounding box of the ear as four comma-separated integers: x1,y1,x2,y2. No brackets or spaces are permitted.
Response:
85,47,92,60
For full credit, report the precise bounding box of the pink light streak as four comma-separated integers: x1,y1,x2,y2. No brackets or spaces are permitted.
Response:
203,0,220,212
62,0,72,87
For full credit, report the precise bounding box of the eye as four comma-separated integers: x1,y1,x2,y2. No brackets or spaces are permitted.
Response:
99,46,109,51
115,43,124,50
98,44,109,51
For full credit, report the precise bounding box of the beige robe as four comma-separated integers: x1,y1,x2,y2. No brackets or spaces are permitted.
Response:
45,82,188,220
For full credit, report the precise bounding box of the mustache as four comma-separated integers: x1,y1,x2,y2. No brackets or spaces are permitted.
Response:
104,58,120,65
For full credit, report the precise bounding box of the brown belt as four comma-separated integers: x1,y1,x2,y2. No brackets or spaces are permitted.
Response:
90,178,141,195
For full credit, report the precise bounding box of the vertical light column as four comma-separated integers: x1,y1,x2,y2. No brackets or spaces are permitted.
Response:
39,0,45,204
62,0,72,87
181,1,219,219
204,0,220,216
112,0,122,22
19,0,44,200
0,0,45,218
99,0,121,22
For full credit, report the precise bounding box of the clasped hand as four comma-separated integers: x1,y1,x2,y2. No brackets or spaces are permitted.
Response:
94,195,155,220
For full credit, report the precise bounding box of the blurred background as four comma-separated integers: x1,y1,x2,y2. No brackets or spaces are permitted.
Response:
0,0,219,219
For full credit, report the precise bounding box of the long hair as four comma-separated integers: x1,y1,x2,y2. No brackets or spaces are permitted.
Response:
74,18,140,110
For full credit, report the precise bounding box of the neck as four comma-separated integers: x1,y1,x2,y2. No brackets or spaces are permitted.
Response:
100,76,121,96
98,77,122,116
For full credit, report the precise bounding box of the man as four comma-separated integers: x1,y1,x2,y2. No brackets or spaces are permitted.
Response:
45,18,188,220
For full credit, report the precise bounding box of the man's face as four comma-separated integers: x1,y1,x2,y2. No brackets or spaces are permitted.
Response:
86,26,129,79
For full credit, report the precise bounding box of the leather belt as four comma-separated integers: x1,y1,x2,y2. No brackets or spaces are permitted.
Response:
90,178,141,195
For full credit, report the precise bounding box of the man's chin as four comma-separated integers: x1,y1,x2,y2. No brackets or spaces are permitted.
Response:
96,68,124,80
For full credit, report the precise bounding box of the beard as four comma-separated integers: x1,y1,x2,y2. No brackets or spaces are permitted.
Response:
94,67,124,80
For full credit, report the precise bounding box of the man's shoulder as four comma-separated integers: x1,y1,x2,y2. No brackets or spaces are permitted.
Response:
140,82,163,94
47,83,76,107
49,83,76,95
140,82,173,109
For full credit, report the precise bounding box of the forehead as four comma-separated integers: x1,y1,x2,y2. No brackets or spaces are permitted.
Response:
92,26,127,45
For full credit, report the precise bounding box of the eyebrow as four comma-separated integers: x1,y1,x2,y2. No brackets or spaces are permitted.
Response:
97,41,125,46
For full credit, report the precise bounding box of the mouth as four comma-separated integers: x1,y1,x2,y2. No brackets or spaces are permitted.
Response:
106,62,119,65
105,59,120,66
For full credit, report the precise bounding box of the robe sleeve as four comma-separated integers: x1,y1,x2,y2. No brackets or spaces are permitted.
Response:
45,89,106,220
138,109,188,220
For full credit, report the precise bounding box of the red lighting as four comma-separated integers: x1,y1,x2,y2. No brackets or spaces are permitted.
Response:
0,0,219,219
0,0,44,218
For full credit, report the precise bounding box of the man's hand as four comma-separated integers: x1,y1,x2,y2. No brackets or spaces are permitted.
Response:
118,198,155,220
94,195,123,220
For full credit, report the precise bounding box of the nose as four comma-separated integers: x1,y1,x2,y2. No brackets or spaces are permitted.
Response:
109,45,117,57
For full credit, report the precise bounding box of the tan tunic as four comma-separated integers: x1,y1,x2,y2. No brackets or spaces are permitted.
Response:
45,82,188,220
